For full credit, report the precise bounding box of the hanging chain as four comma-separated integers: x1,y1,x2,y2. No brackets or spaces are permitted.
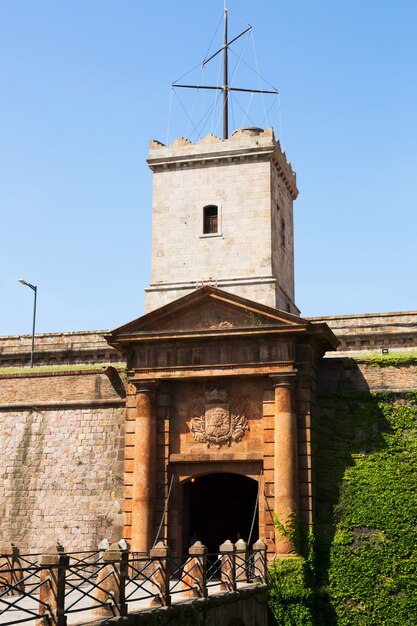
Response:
247,475,261,546
153,473,175,548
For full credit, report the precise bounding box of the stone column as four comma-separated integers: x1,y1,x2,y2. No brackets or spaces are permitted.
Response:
131,381,157,553
271,373,298,556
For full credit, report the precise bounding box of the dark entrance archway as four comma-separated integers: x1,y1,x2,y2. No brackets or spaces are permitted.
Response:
182,473,259,554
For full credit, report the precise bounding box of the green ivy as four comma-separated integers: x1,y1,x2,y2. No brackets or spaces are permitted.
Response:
268,391,417,625
354,352,417,367
268,557,314,625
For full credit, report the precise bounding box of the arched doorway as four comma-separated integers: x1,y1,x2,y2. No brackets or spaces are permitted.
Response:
182,473,259,554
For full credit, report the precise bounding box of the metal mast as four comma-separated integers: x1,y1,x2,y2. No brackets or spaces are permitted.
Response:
172,8,277,140
223,7,228,140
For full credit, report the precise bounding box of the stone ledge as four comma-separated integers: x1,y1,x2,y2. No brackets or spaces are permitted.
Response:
85,583,269,626
0,366,125,379
170,453,264,463
0,398,125,411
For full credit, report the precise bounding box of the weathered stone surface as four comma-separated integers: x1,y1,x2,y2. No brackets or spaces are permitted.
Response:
0,397,125,553
145,129,298,314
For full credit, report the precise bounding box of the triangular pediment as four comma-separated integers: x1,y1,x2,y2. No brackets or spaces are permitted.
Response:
107,287,308,339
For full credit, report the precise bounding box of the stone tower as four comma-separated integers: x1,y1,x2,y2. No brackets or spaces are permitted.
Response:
145,127,299,314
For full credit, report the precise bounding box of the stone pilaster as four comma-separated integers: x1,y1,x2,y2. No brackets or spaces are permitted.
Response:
270,373,298,556
131,381,158,553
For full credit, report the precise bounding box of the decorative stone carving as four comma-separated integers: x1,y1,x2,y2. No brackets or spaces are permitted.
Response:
188,388,249,448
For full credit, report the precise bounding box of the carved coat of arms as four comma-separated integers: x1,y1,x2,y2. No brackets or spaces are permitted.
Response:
188,388,249,448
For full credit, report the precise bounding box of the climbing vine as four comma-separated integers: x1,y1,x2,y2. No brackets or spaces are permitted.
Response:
268,390,417,625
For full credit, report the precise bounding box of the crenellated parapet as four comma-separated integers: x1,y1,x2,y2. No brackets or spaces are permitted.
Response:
148,127,298,199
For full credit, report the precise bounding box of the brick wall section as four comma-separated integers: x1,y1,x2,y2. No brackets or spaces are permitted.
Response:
317,359,417,393
0,368,126,553
0,368,125,405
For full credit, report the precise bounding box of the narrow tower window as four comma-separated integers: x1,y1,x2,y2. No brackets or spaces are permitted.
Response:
281,218,286,248
203,205,218,234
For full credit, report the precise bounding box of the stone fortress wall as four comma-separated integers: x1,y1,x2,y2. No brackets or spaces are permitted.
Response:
0,309,416,553
0,332,125,552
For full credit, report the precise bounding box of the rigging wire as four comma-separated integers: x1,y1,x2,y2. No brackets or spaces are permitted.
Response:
240,91,254,128
278,93,284,146
229,30,250,85
211,48,224,135
172,88,201,139
190,101,218,140
186,86,201,139
172,60,207,86
232,93,258,128
260,94,279,130
170,9,278,140
202,11,224,66
166,86,173,145
211,87,224,137
228,47,278,92
172,10,222,85
250,31,268,128
227,31,250,135
181,89,222,141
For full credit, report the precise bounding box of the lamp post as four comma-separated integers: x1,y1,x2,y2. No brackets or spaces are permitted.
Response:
18,279,37,368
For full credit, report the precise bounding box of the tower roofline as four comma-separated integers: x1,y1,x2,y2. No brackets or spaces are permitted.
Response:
147,127,298,199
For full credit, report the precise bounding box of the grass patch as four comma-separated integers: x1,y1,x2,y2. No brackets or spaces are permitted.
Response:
354,351,417,367
0,363,126,375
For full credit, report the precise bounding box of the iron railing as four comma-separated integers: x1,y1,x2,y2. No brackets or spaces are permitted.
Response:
0,540,267,626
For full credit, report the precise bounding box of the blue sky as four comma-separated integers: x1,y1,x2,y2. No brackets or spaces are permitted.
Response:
1,0,416,336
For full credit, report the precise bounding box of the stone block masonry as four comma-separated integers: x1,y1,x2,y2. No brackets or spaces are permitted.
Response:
0,305,415,555
145,128,299,314
0,368,126,553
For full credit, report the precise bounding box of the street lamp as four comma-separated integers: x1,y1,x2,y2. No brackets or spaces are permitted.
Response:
18,279,37,368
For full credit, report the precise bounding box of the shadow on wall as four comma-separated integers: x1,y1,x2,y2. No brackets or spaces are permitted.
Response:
8,409,46,547
314,360,392,611
102,367,126,398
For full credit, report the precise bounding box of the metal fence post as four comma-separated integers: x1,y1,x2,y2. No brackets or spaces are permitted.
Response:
57,553,68,626
119,548,129,617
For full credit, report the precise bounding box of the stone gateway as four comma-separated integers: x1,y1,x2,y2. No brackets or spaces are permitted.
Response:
0,127,416,563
